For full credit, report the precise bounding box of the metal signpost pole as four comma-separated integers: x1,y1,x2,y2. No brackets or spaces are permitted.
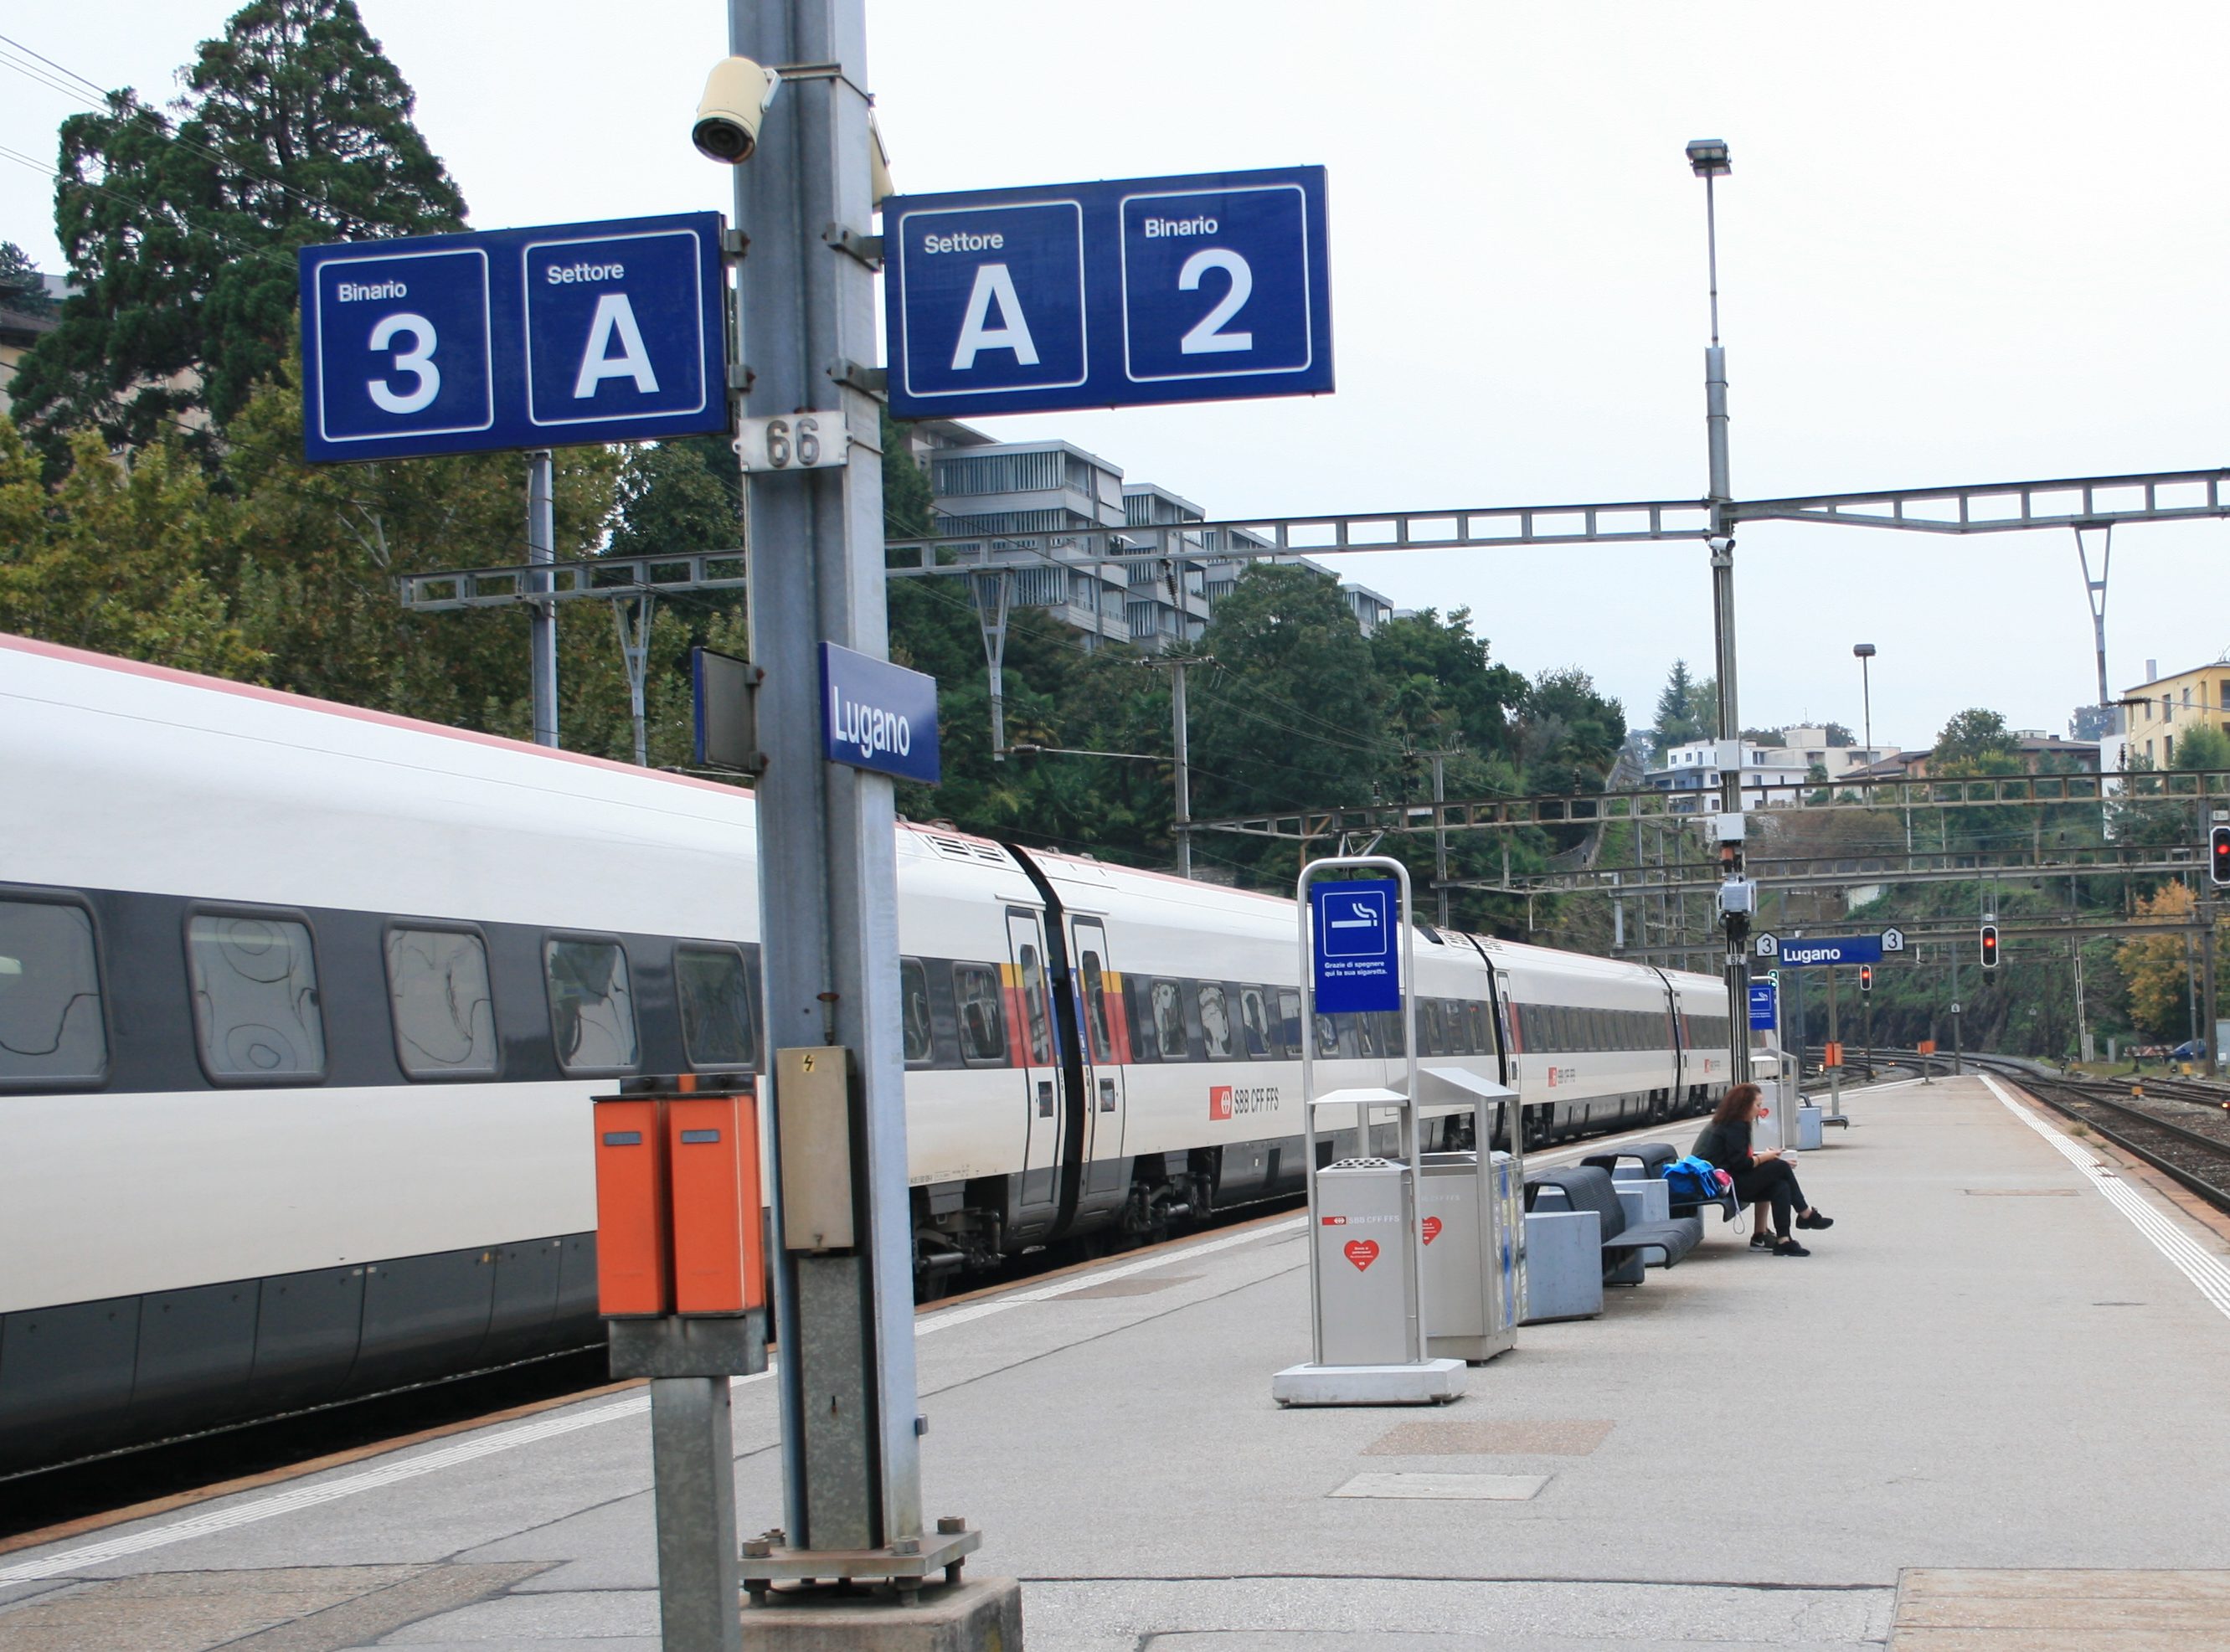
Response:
1689,139,1751,1087
729,0,924,1572
1172,658,1193,879
528,450,558,747
1826,965,1841,1119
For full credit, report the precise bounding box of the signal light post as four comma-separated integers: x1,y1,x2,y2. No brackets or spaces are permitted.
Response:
1859,964,1873,1075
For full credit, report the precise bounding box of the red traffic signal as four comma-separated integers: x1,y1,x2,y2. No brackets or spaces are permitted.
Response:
1859,965,1873,992
2212,824,2230,887
1980,924,2000,970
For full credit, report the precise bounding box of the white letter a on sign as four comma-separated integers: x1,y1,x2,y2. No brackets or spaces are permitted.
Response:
950,263,1039,370
574,293,662,398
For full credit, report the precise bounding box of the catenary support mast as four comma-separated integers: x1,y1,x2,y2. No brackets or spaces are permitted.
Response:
729,0,923,1554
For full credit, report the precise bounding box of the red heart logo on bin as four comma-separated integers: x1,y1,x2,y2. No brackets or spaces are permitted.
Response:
1420,1217,1443,1245
1343,1239,1379,1271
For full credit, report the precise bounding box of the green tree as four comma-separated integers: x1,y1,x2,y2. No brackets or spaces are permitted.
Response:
0,243,49,314
0,415,260,676
11,0,466,455
1522,666,1626,795
1368,606,1525,763
1934,707,2018,767
1651,658,1709,752
2171,722,2230,773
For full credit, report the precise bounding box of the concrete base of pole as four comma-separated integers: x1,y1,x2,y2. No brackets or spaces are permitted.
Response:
739,1577,1023,1651
1270,1359,1467,1407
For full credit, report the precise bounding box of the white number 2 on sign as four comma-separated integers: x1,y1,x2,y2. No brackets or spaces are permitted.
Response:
734,413,850,472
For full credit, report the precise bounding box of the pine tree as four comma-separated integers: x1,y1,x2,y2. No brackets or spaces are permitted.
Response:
10,0,466,457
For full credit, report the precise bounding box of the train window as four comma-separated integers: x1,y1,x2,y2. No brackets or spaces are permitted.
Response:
1315,1005,1340,1057
385,928,497,1078
1197,983,1233,1058
1150,980,1188,1059
1354,1010,1380,1058
1074,946,1113,1063
1278,987,1303,1054
1381,1011,1405,1058
1445,1001,1471,1056
899,958,935,1065
188,913,325,1082
1238,986,1271,1058
1419,1000,1443,1055
544,938,638,1074
0,898,106,1086
676,944,756,1069
1017,945,1053,1064
953,965,1007,1065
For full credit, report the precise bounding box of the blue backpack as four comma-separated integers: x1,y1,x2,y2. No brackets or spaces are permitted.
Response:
1662,1155,1723,1204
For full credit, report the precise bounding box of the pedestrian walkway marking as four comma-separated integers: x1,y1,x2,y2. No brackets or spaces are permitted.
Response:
1980,1073,2230,1325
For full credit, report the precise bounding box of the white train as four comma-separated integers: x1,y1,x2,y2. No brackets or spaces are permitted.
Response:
0,634,1733,1472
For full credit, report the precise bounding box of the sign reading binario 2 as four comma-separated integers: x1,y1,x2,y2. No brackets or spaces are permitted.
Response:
819,643,940,785
299,212,728,463
883,166,1333,418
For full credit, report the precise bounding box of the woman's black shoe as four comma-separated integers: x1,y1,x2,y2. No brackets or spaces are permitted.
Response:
1750,1232,1773,1250
1772,1238,1812,1256
1796,1211,1834,1230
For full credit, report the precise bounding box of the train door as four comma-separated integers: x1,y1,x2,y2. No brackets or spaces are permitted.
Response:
1005,908,1062,1212
1068,916,1127,1206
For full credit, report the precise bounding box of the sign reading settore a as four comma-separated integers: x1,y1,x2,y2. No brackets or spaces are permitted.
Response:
1311,878,1400,1015
819,643,940,785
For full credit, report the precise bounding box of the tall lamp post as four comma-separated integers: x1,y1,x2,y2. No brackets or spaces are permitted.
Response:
1852,642,1877,759
1687,136,1752,1084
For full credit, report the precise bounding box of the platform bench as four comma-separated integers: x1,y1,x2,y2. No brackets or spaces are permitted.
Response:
1525,1166,1702,1279
1582,1140,1741,1226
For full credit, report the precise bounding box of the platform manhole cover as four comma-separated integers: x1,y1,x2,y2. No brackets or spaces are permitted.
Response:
1331,1472,1548,1500
1054,1274,1199,1300
1364,1418,1614,1456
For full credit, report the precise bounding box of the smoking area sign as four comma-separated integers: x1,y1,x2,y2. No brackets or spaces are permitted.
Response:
1311,877,1400,1013
1748,983,1779,1030
299,211,729,463
883,166,1333,418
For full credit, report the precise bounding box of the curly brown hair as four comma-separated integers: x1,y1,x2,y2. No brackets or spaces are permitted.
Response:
1710,1082,1762,1127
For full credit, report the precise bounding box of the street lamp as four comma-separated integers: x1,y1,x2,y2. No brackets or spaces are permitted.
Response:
1852,642,1877,759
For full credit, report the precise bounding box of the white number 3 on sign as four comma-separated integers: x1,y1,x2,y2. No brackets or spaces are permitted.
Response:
367,312,440,414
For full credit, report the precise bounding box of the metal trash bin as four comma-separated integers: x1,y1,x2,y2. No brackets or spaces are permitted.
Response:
1419,1149,1522,1363
1313,1158,1414,1367
1794,1104,1825,1150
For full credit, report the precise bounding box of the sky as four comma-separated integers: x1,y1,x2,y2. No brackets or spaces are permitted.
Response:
4,1,2227,756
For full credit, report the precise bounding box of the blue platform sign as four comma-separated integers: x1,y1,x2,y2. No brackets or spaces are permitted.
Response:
820,643,940,785
1311,878,1400,1014
300,212,727,463
1776,934,1884,968
884,167,1332,418
1748,983,1779,1031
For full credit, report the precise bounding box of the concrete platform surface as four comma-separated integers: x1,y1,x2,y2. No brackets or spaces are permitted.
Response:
5,1075,2230,1650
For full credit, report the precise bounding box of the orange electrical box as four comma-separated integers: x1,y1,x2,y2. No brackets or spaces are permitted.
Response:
1918,1038,1938,1056
1823,1042,1844,1068
665,1091,765,1315
593,1097,670,1317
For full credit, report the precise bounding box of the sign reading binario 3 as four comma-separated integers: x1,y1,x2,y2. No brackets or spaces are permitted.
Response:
884,166,1332,418
819,643,940,785
299,212,728,463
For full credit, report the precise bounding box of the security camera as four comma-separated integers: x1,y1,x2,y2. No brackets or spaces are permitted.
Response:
693,57,780,164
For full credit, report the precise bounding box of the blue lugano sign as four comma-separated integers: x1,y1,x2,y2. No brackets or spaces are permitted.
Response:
820,643,940,785
1311,878,1401,1014
299,212,729,463
1776,935,1883,968
883,166,1333,419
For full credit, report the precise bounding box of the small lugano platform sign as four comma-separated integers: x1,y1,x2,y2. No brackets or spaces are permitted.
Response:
819,642,940,785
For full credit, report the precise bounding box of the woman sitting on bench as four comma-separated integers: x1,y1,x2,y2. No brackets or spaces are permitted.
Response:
1694,1083,1832,1257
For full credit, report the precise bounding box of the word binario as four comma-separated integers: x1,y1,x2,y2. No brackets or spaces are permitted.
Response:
1141,216,1218,238
337,280,407,302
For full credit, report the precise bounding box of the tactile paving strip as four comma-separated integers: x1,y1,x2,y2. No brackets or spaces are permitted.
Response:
1891,1567,2230,1648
